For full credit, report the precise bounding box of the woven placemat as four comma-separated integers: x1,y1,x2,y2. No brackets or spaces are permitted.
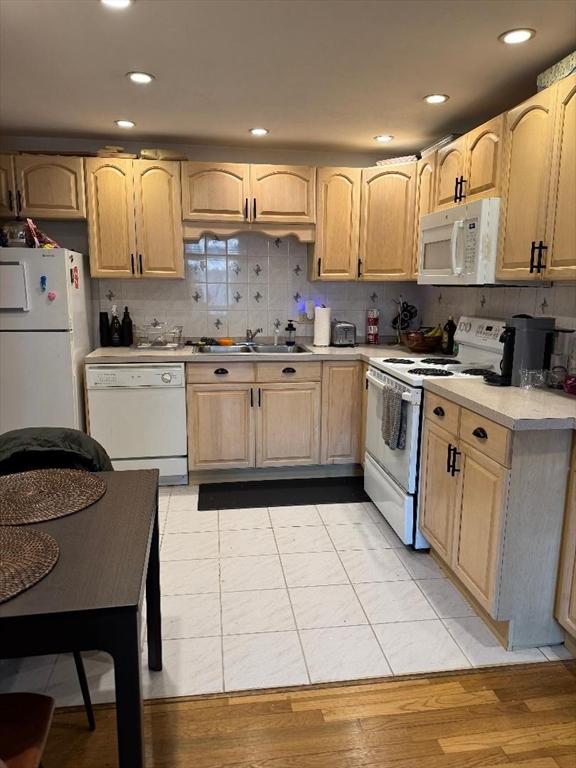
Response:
0,527,59,604
0,469,106,526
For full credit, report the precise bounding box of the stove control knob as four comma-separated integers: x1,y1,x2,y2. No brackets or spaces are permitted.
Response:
161,372,172,383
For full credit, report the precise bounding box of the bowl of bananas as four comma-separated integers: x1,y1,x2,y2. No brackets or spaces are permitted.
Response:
401,326,443,353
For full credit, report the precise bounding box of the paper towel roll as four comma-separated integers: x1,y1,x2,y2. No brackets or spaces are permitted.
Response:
313,306,331,347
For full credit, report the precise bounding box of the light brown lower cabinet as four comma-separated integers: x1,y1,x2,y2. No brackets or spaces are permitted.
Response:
186,363,321,470
256,382,320,467
419,392,571,649
555,441,576,639
187,384,255,470
321,362,362,464
451,443,507,614
419,419,459,565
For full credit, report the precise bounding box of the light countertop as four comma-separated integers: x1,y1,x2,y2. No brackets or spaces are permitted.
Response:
424,379,576,431
84,343,410,364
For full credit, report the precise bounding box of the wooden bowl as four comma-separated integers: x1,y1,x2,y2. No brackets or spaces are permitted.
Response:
401,330,442,353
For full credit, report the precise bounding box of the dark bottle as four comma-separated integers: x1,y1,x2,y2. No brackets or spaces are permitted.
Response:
442,315,457,355
121,306,133,347
99,311,111,347
110,305,122,347
285,319,296,347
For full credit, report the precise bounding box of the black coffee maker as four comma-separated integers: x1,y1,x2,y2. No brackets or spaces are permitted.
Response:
484,315,555,387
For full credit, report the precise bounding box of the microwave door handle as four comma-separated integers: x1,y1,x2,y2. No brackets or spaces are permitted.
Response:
450,221,464,275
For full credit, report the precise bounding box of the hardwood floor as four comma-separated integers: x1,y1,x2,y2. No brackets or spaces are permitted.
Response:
44,661,576,768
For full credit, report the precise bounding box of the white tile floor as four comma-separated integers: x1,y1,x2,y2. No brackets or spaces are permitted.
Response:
1,484,573,705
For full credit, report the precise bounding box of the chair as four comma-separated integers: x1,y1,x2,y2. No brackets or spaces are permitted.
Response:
0,693,55,768
0,427,114,731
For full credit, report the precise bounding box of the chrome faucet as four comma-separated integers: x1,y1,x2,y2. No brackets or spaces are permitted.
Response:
245,328,263,343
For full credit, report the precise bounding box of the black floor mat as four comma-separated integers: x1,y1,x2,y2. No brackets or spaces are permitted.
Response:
198,476,369,510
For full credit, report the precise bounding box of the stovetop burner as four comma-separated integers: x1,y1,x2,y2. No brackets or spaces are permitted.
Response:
461,368,494,376
420,358,461,365
408,368,455,377
380,358,415,364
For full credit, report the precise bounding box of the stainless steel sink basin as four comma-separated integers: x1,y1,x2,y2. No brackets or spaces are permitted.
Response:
251,344,308,353
196,345,252,353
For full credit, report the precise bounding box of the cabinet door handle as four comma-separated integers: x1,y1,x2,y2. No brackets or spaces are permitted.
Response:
130,254,135,274
250,387,254,408
472,427,487,439
357,258,363,278
451,448,461,476
244,198,248,221
433,406,445,417
537,241,548,273
138,254,143,274
458,176,466,201
7,190,13,212
258,387,261,407
282,367,296,374
446,443,454,473
253,198,257,220
317,257,321,277
453,177,459,203
529,241,537,273
16,190,22,212
214,368,229,376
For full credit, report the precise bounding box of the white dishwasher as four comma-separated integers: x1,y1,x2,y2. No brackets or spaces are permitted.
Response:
85,363,187,485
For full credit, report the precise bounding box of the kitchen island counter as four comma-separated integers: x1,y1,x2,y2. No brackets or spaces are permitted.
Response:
424,378,576,431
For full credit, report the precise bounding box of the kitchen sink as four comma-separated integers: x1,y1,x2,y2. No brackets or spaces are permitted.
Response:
251,344,309,353
195,345,253,353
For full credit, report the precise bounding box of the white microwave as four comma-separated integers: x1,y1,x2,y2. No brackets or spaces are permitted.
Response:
417,197,501,285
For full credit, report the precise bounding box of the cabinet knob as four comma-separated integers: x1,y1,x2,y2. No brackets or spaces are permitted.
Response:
214,368,229,376
472,426,487,439
433,406,445,417
282,367,296,374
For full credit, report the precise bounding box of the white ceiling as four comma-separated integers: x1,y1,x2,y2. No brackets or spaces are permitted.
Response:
0,0,575,156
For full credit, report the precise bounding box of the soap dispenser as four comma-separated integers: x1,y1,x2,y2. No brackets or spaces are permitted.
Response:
285,320,296,348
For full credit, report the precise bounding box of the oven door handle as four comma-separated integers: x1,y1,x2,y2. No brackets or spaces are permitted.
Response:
450,220,464,276
366,372,416,403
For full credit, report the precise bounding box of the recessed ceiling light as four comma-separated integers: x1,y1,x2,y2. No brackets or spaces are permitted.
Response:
101,0,132,8
424,94,449,104
127,72,155,84
374,134,394,143
249,127,269,136
115,119,135,129
498,28,536,44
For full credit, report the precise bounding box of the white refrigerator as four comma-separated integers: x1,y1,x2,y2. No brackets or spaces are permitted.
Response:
0,248,92,434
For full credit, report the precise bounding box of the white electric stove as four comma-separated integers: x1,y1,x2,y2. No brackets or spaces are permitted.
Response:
364,317,505,549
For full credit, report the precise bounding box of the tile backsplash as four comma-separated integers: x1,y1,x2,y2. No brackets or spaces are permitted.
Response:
93,234,419,342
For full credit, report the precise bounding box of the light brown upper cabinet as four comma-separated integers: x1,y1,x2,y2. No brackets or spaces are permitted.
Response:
465,115,504,202
434,116,503,210
412,154,436,277
133,160,184,278
250,165,316,224
497,76,576,282
86,158,136,278
0,154,87,219
181,162,315,225
314,167,361,280
181,162,250,222
86,158,184,279
434,136,467,209
545,75,576,281
0,155,16,217
497,86,557,280
358,162,416,281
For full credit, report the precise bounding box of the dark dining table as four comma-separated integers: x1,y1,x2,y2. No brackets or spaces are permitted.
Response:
0,469,162,768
